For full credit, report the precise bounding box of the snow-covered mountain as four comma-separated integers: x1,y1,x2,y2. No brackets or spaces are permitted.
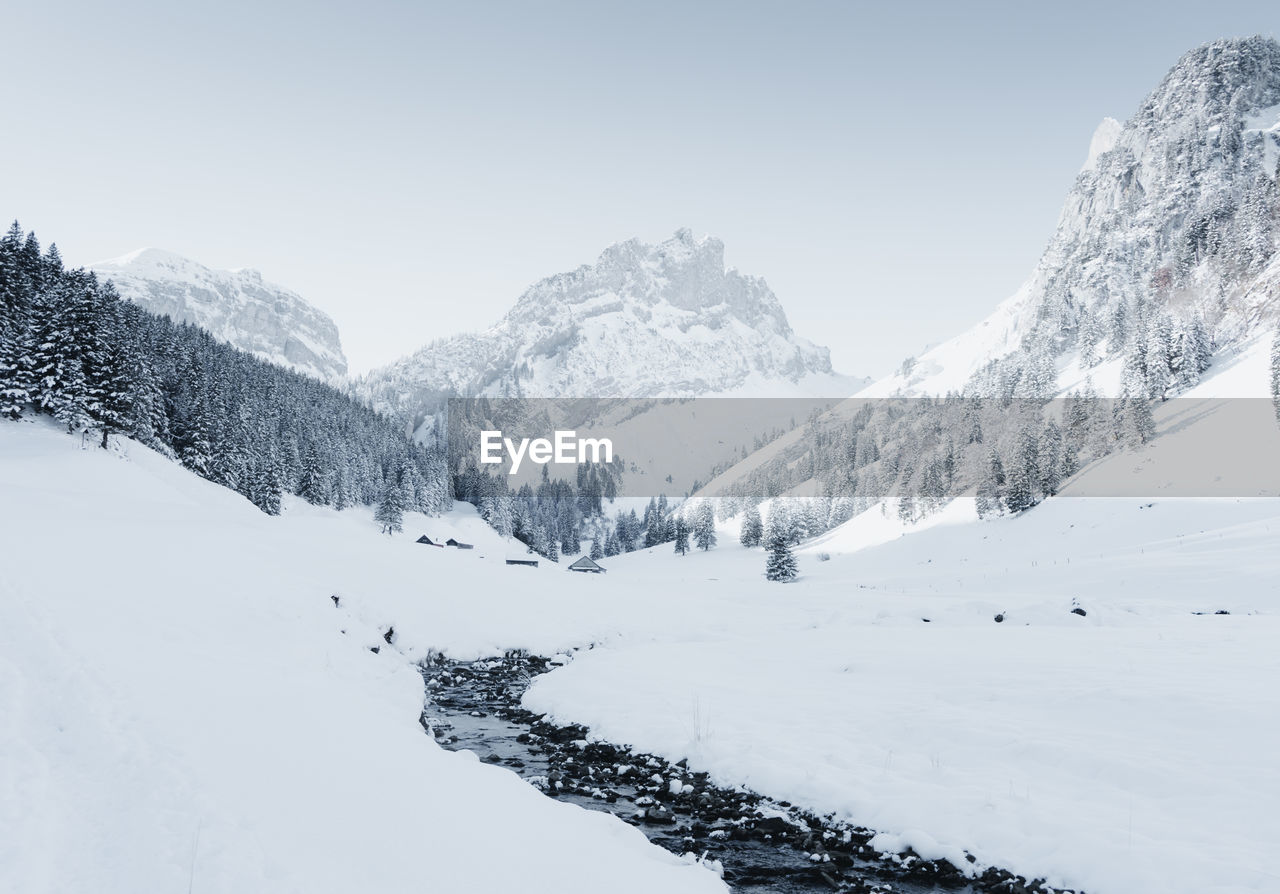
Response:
357,229,863,427
92,248,348,382
690,37,1280,507
864,36,1280,399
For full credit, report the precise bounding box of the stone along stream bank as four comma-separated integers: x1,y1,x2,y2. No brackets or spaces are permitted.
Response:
417,652,1081,894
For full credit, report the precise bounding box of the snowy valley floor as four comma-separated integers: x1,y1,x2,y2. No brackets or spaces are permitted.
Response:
2,419,1279,893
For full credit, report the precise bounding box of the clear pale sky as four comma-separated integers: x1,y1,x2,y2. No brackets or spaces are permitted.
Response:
4,1,1277,376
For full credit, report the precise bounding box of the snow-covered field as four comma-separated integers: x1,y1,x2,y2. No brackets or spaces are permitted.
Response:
3,416,1278,893
528,496,1280,894
0,420,725,894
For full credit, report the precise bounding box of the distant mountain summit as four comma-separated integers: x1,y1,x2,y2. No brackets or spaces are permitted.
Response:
358,229,863,428
92,248,348,382
865,35,1280,398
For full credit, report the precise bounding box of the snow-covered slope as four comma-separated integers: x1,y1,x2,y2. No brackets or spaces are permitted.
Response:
0,419,724,894
92,248,348,381
863,36,1280,399
357,229,863,427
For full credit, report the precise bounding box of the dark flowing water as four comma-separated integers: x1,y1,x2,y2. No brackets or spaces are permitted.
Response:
418,654,1075,894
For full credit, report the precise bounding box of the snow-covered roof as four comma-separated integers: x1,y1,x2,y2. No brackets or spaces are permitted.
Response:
567,556,605,571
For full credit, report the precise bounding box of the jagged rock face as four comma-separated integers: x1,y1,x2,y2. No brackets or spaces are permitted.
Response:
868,36,1280,397
92,249,348,382
359,229,853,424
1045,36,1280,330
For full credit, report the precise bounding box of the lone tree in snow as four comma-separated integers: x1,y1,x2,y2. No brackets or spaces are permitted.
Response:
765,529,797,582
693,501,717,551
673,517,690,555
739,502,763,547
375,481,405,534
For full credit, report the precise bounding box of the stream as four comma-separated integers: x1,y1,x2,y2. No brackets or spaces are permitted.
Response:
417,652,1074,894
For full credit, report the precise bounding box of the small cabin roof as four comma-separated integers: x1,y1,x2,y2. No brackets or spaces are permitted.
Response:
567,555,606,572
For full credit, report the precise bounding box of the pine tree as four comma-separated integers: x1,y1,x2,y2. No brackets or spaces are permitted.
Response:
765,528,797,582
739,502,763,547
1079,307,1102,368
123,343,169,451
975,469,1001,519
1122,396,1156,448
763,500,787,547
1174,316,1212,390
490,493,514,537
693,500,716,551
531,522,551,557
655,494,670,542
85,288,133,448
332,470,349,511
248,454,284,515
590,535,603,560
1002,425,1040,514
1270,328,1279,424
1038,420,1063,496
1121,337,1148,398
29,284,89,429
1144,313,1174,399
1109,301,1129,355
672,517,689,555
642,496,660,547
375,479,405,534
52,355,92,435
298,443,331,505
827,495,855,529
0,221,27,318
0,328,30,419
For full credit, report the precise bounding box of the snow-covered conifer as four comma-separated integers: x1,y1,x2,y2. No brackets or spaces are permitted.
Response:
693,501,716,551
739,502,763,547
375,481,405,534
673,517,690,555
765,528,797,582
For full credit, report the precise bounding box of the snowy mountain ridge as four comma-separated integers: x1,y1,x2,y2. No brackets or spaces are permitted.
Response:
691,37,1280,512
357,229,864,430
863,36,1280,400
91,248,349,382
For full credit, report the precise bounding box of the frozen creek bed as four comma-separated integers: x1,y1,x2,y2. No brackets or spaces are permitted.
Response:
418,653,1082,894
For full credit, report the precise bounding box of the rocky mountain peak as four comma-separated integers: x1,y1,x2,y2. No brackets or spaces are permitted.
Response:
863,36,1280,399
507,229,779,324
91,250,348,382
1138,36,1280,128
357,230,860,427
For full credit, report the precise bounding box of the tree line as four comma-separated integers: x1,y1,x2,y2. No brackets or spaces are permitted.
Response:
0,221,450,519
